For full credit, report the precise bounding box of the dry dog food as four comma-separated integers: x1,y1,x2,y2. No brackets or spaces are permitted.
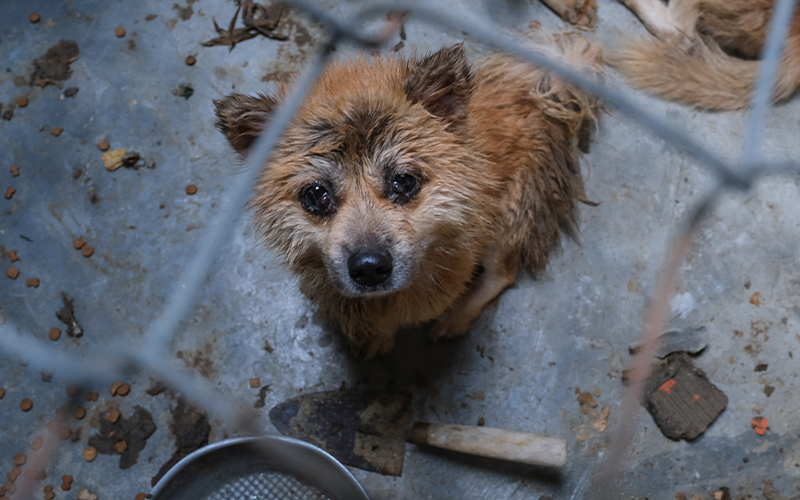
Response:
49,328,62,341
12,453,26,466
20,398,33,411
51,127,63,137
10,165,20,177
0,388,4,399
66,385,77,396
97,139,110,151
29,13,40,23
85,391,99,402
31,436,43,450
7,250,19,262
185,55,197,66
73,406,86,420
185,184,198,195
115,440,127,453
61,475,73,491
26,277,40,288
44,484,55,500
115,26,126,37
4,187,15,200
6,267,19,280
81,245,94,258
82,446,97,462
107,408,121,423
249,377,261,388
16,96,28,108
73,237,86,250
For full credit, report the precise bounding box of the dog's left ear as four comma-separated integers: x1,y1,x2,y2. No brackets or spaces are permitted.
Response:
214,93,278,154
405,44,475,132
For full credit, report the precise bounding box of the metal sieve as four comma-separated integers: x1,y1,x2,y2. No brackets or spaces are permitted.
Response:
149,436,370,500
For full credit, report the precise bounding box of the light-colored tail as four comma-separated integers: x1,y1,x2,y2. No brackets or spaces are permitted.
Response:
609,36,800,111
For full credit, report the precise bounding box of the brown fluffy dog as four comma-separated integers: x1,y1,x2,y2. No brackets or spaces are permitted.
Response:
215,31,603,358
611,0,800,110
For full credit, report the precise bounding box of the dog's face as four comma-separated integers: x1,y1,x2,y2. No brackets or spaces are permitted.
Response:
215,46,495,299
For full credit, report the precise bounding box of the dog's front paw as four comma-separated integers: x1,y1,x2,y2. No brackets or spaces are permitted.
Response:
430,310,475,341
351,334,396,360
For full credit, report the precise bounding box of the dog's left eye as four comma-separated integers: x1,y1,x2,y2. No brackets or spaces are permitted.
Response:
390,173,419,202
300,184,334,215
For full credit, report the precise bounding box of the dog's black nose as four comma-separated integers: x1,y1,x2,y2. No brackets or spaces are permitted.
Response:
348,250,393,287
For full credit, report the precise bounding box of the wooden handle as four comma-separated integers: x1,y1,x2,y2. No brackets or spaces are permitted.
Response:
409,422,567,468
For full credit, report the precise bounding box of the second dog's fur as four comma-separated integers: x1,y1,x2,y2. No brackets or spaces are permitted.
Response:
611,0,800,111
215,32,602,358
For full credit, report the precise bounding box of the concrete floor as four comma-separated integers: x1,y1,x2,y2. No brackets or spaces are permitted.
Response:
2,0,800,498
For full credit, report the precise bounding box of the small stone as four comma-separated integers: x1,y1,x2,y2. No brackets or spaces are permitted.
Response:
78,487,98,500
6,267,20,280
5,187,16,200
16,96,28,108
102,148,127,171
97,139,110,152
29,13,41,23
185,55,196,66
115,26,126,37
81,245,94,258
82,446,98,462
26,277,40,288
51,127,63,137
10,165,20,177
20,398,33,411
185,184,198,195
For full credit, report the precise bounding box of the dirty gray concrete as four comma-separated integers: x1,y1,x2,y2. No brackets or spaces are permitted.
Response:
1,0,800,499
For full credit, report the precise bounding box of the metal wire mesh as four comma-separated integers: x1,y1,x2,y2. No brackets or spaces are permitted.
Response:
1,0,798,497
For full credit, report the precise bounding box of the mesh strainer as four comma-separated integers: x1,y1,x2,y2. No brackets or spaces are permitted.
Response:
149,436,370,500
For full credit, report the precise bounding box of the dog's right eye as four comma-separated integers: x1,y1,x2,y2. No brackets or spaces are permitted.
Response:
300,184,333,215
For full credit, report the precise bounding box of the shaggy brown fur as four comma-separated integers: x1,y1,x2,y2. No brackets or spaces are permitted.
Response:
611,0,800,111
215,31,603,359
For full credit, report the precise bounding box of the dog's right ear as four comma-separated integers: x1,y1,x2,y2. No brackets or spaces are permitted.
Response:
405,44,475,132
214,93,277,154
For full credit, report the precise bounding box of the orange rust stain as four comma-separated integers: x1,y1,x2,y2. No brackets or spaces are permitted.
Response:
657,379,676,395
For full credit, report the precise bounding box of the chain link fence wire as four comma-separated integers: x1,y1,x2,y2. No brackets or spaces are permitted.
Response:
1,0,799,497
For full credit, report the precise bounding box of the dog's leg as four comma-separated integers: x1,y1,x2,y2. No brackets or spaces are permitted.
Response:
618,0,698,48
430,250,518,340
539,0,598,29
352,330,397,360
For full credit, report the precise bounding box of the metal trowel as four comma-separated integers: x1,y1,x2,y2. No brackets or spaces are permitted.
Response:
269,390,566,476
